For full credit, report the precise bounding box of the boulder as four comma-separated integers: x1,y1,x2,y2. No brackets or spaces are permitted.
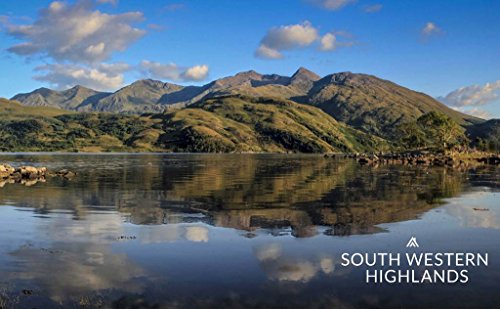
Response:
0,163,69,188
17,166,39,177
358,157,371,165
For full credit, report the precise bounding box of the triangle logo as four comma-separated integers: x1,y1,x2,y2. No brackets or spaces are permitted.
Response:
406,236,419,248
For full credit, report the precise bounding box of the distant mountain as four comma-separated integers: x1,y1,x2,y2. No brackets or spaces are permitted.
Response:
11,68,481,141
12,85,109,110
82,79,183,113
0,97,69,117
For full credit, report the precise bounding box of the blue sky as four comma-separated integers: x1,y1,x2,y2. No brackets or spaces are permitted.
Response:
0,0,499,118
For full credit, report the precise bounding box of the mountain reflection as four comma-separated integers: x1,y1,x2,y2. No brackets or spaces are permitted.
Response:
0,155,498,308
0,154,495,237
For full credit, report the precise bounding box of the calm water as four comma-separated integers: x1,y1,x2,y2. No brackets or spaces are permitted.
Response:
0,154,498,308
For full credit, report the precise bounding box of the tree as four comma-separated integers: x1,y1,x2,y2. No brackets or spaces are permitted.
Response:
398,122,427,149
398,112,468,150
416,112,468,149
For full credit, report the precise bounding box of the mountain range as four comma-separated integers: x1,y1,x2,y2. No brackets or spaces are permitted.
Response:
3,68,496,153
11,68,480,128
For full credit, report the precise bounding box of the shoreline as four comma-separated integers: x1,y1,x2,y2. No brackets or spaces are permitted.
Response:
335,151,500,167
1,150,498,161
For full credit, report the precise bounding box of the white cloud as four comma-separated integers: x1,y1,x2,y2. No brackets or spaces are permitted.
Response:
255,21,319,59
439,80,500,107
256,22,354,59
362,4,382,13
96,0,118,4
33,60,209,90
6,0,145,63
319,33,336,51
4,1,211,91
34,63,130,91
182,65,209,81
421,22,442,37
464,108,492,119
308,0,356,11
140,60,209,82
255,44,283,59
451,107,492,119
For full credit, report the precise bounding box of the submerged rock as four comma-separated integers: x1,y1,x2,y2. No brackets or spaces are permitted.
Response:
55,169,76,178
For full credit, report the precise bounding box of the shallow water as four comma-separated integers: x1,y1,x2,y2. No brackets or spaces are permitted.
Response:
0,154,498,308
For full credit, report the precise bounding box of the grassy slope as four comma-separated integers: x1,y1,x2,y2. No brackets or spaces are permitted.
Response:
0,98,69,117
307,73,482,139
6,95,492,154
157,95,388,153
0,98,164,152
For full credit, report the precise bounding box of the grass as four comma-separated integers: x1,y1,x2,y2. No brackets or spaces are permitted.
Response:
157,95,389,153
1,95,494,154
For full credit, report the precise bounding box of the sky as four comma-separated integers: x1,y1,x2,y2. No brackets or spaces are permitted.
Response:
0,0,498,118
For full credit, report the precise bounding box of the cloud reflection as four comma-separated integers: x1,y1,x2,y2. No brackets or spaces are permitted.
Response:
445,191,500,229
254,244,334,283
9,243,145,302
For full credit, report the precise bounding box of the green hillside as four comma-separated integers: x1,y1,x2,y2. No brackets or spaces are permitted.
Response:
0,96,387,153
0,98,162,152
0,98,69,118
0,94,491,153
306,72,481,139
157,95,388,153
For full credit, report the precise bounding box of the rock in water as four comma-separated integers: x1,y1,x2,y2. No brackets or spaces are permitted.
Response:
0,163,75,187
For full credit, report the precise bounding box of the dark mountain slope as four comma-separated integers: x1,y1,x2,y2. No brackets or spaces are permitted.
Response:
466,119,500,152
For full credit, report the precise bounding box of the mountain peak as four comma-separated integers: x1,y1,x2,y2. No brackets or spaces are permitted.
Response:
289,67,320,92
234,70,262,80
32,87,56,96
67,85,95,92
291,67,320,81
137,79,182,87
214,70,264,88
132,79,163,86
236,69,260,76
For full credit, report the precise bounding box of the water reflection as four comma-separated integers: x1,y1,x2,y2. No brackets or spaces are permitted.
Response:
0,154,498,308
9,243,144,302
445,190,500,229
254,243,335,282
0,154,493,237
